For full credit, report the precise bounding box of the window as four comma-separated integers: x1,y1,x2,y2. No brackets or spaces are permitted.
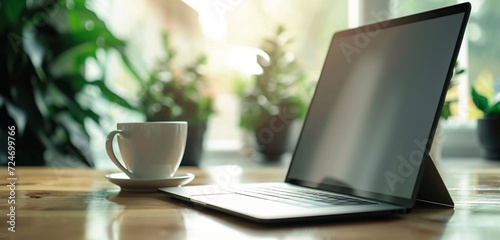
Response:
90,0,496,168
202,0,349,152
89,0,349,168
466,0,500,118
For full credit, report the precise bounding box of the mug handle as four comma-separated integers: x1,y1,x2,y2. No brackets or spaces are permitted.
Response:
105,130,135,179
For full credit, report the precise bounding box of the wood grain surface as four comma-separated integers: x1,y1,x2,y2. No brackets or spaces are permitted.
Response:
0,165,499,240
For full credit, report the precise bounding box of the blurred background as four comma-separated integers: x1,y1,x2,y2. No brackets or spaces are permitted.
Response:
1,0,499,169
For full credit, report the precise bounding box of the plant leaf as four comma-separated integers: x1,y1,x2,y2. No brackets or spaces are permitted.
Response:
117,50,145,85
89,80,138,111
441,101,451,120
3,1,25,25
471,87,489,113
486,101,500,117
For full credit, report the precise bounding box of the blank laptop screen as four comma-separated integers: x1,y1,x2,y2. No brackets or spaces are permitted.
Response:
287,12,465,200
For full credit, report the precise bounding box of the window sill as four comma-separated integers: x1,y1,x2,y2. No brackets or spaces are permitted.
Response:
441,120,481,157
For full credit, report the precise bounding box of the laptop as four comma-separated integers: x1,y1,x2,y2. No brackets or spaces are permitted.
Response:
159,3,471,223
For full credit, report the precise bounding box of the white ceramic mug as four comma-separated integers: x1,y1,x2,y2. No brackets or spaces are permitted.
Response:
105,122,187,179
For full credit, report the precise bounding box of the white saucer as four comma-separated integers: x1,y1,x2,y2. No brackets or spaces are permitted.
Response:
106,172,195,192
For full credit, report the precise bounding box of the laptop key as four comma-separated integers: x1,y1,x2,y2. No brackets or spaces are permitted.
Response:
235,190,320,207
231,185,376,208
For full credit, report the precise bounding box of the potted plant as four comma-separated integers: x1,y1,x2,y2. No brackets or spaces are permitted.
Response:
0,0,137,166
139,33,215,166
471,86,500,160
238,26,310,161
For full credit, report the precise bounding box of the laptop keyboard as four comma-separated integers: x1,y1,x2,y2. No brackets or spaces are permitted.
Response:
231,184,377,208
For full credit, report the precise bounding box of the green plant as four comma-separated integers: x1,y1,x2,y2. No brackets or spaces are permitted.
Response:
0,0,137,166
139,32,215,124
471,87,500,118
441,62,465,120
238,25,310,131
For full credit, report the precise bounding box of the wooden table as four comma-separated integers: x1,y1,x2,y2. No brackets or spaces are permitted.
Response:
0,165,499,240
